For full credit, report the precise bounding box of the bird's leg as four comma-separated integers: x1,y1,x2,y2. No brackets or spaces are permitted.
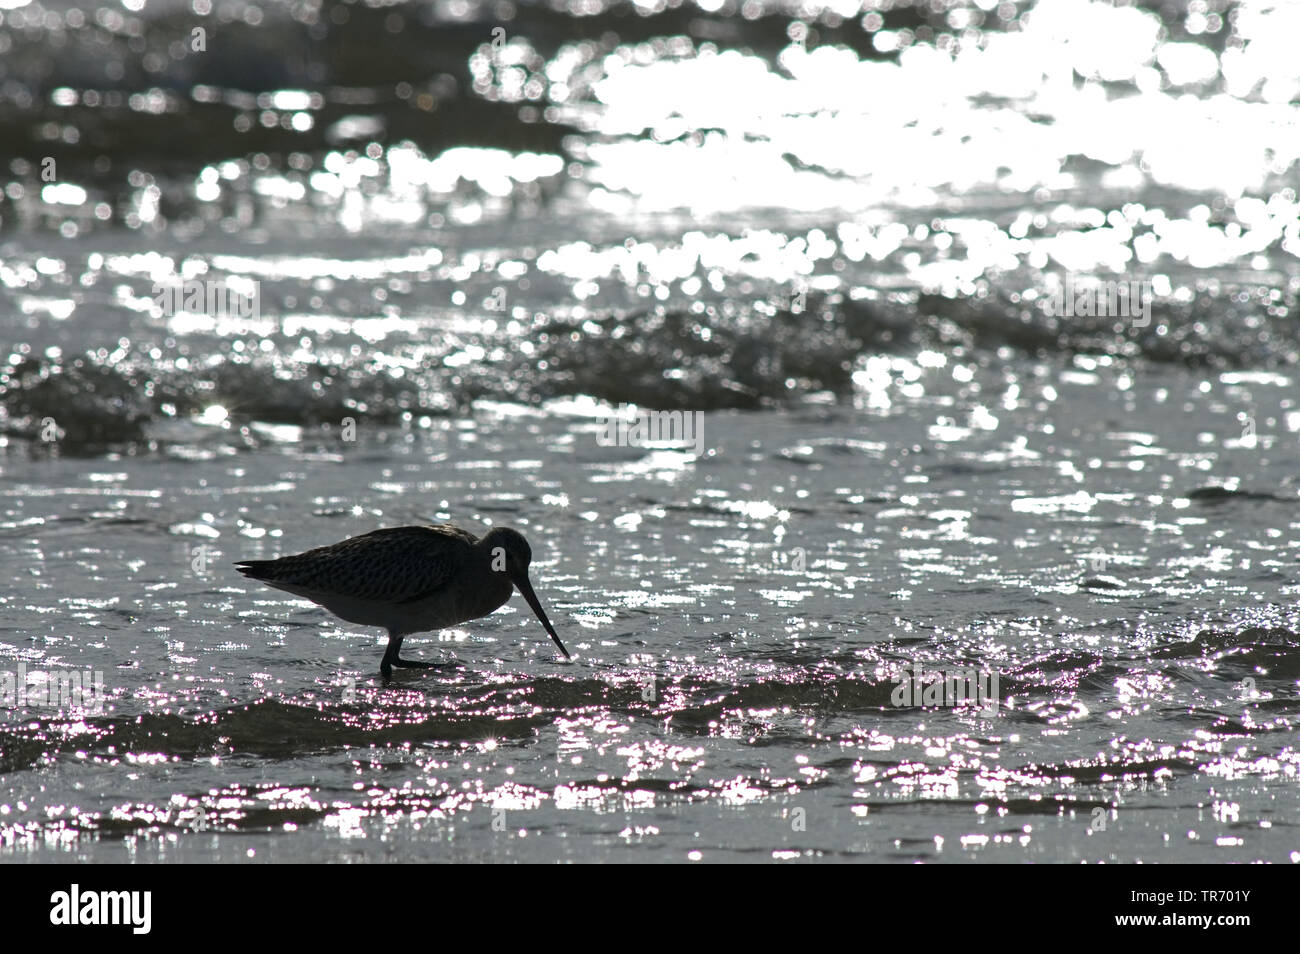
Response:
380,633,438,678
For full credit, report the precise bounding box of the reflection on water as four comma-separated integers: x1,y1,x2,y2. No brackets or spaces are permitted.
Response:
5,1,1299,263
2,369,1298,861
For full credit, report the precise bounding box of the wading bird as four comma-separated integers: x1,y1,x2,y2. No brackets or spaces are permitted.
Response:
235,525,570,677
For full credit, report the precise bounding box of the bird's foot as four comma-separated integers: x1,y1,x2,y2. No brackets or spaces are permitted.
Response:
392,658,440,669
380,657,442,679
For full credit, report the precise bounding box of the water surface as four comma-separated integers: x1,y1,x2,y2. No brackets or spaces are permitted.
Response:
1,0,1298,863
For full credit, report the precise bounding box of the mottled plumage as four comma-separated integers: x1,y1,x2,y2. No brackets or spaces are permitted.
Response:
237,526,475,604
236,524,570,676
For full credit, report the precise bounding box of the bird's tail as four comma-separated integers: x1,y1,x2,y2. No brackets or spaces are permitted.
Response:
234,560,276,580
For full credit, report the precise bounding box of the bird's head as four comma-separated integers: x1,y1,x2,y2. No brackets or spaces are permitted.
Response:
480,526,570,660
483,526,532,575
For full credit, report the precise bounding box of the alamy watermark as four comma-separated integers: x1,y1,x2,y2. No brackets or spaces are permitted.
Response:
1,665,105,715
1044,276,1151,328
49,884,150,934
890,663,999,716
596,404,704,455
152,279,260,319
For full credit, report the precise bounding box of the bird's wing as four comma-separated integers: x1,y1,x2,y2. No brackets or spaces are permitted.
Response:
236,525,475,604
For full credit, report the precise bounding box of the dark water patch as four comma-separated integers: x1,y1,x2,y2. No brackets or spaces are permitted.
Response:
0,695,554,773
0,351,461,454
528,303,876,410
1020,756,1201,786
0,356,154,445
1147,625,1300,661
1185,486,1292,504
917,285,1300,369
1,783,336,841
1081,575,1128,591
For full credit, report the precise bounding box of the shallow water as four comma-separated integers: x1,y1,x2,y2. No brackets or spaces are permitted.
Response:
1,0,1299,863
3,370,1298,862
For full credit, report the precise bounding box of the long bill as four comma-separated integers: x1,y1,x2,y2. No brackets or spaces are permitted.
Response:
512,570,571,659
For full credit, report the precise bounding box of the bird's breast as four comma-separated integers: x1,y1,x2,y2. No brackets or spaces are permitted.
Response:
404,567,514,633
